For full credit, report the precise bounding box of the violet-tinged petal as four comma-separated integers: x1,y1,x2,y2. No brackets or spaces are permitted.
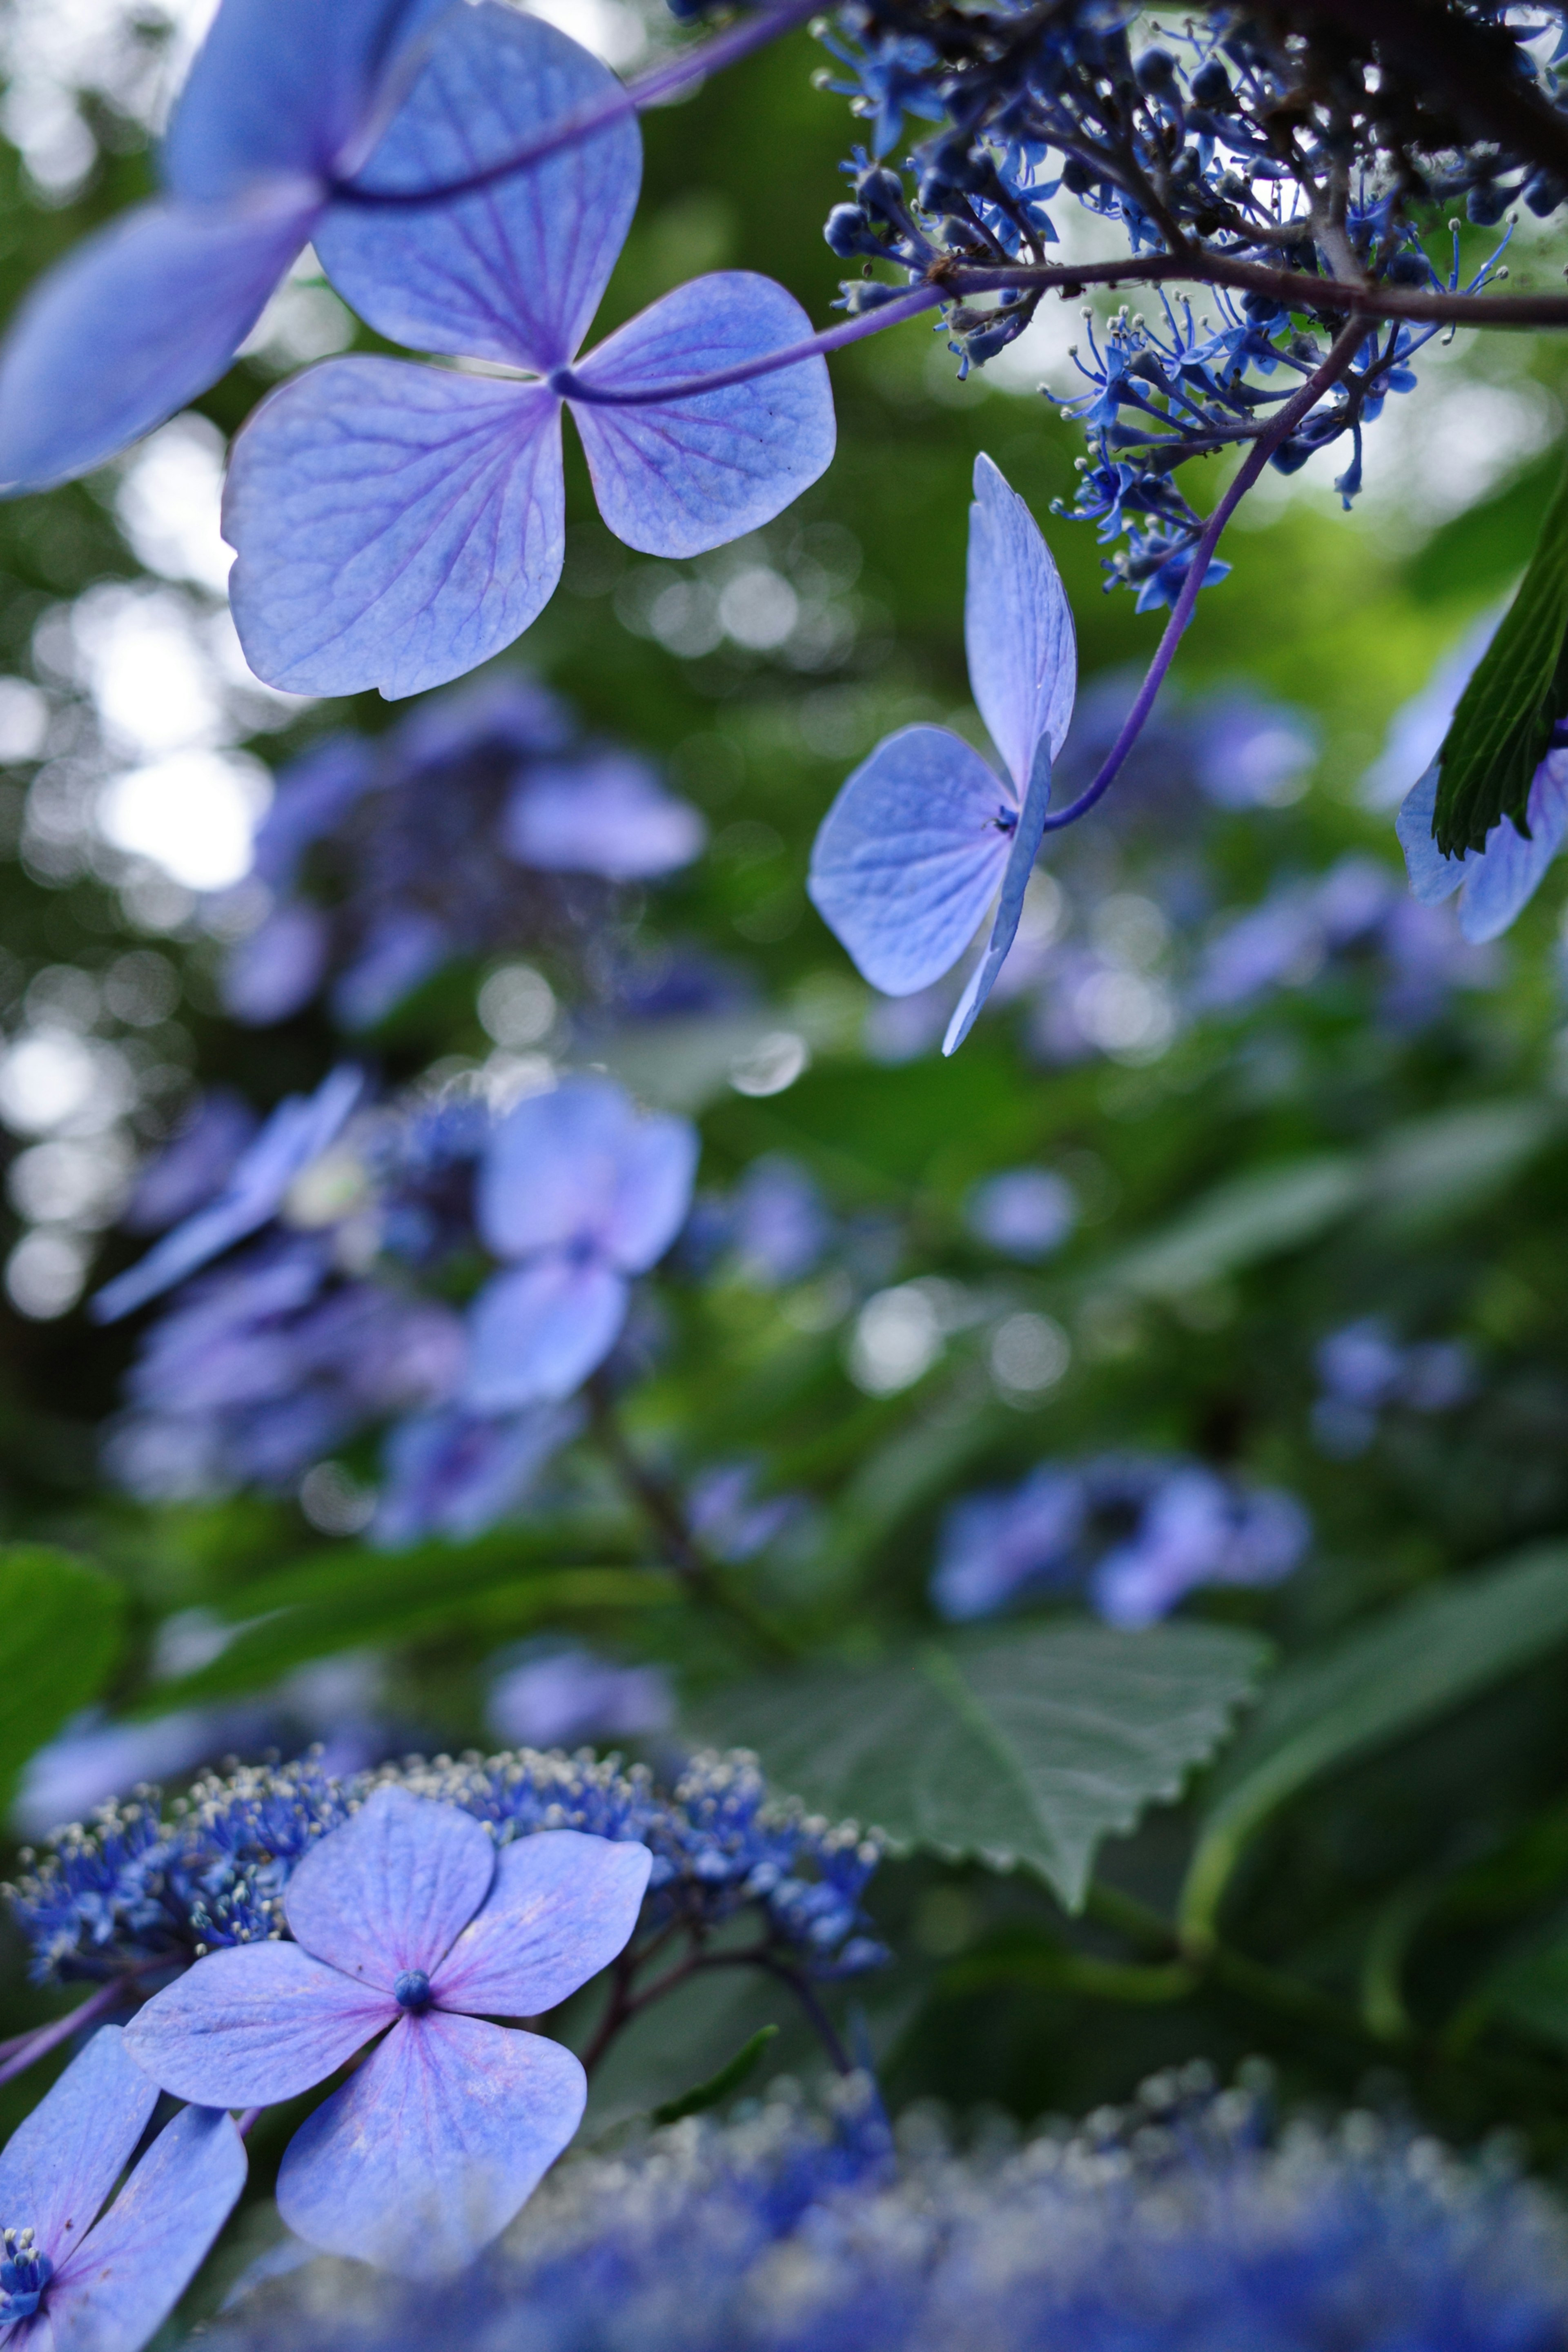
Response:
964,453,1076,796
285,1786,495,1985
503,755,706,880
220,904,332,1026
122,1942,392,2108
0,2030,156,2270
373,1401,581,1548
91,1067,362,1323
49,2106,246,2352
1457,751,1568,942
330,910,450,1030
164,0,454,202
431,1829,651,2018
317,4,639,371
1396,762,1465,904
0,196,312,497
249,737,379,891
943,740,1054,1055
807,724,1011,995
276,2010,585,2277
466,1257,629,1410
225,358,564,699
477,1078,633,1261
601,1115,699,1275
571,273,835,557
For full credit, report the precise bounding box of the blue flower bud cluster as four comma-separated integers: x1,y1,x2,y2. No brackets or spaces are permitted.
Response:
818,3,1528,602
217,674,705,1035
7,1745,885,1987
207,2067,1568,2352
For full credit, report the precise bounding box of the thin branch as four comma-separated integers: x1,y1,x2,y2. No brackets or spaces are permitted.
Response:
0,1976,136,2086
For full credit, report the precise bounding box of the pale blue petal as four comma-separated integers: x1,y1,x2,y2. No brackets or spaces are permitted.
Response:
601,1114,699,1275
0,196,311,496
1457,751,1568,942
122,1942,392,2108
276,2010,584,2276
1395,762,1465,904
943,741,1054,1055
91,1067,362,1323
965,453,1076,795
503,754,706,879
49,2106,246,2352
164,0,454,203
331,909,449,1029
571,274,835,556
225,359,564,699
807,724,1011,995
285,1786,495,1985
0,2029,156,2268
466,1257,629,1409
432,1829,651,2017
221,904,331,1025
477,1077,634,1261
317,4,639,370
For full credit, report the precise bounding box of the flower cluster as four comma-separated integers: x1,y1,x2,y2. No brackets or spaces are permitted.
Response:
819,2,1531,599
219,673,705,1033
1312,1316,1477,1459
94,1068,697,1538
209,2070,1568,2352
932,1452,1310,1629
7,1743,885,1988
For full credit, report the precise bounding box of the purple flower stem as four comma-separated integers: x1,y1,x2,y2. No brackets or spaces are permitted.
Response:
556,285,948,405
0,1976,138,2086
235,2107,263,2139
1037,317,1366,837
333,0,821,210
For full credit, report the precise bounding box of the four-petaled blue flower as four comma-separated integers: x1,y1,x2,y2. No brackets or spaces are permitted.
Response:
124,1785,651,2277
808,453,1076,1054
0,0,451,495
0,2026,245,2352
1397,752,1568,942
224,4,837,700
466,1076,699,1410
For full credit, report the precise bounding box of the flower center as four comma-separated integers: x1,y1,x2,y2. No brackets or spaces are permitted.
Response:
0,2227,52,2323
394,1968,432,2013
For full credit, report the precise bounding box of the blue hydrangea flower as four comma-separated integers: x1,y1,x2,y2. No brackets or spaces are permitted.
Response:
124,1785,650,2276
220,676,704,1033
1312,1316,1476,1458
808,454,1076,1055
0,0,451,494
0,2025,245,2352
1398,753,1568,942
932,1454,1310,1628
963,1166,1077,1260
466,1077,698,1409
91,1067,363,1325
372,1402,582,1548
122,1091,260,1236
225,4,836,699
204,2074,1568,2352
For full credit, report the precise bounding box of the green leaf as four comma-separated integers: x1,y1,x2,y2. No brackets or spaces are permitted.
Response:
651,2025,781,2123
1433,445,1568,855
1181,1544,1568,1951
1090,1154,1360,1302
142,1513,667,1708
0,1546,124,1807
1466,1925,1568,2052
690,1622,1268,1910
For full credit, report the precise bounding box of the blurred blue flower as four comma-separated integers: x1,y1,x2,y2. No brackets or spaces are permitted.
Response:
373,1402,581,1548
123,1089,259,1235
933,1454,1310,1627
219,675,704,1033
963,1167,1077,1261
126,1787,649,2276
486,1645,673,1749
467,1077,698,1410
1189,691,1319,810
1313,1316,1477,1459
0,2028,245,2352
688,1460,806,1563
207,2071,1568,2352
729,1155,832,1287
